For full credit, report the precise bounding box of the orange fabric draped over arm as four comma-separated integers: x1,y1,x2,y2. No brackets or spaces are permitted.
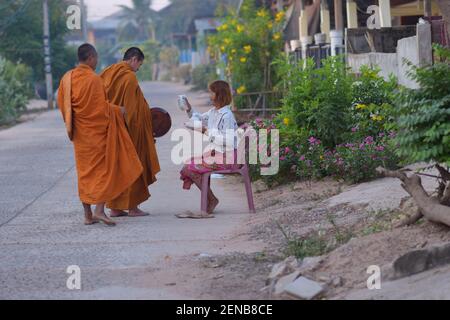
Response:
57,64,143,204
100,62,160,210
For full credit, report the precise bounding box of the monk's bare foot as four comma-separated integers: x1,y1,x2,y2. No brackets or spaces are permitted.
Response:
128,208,150,217
110,209,128,218
84,218,99,225
207,197,219,214
93,212,116,226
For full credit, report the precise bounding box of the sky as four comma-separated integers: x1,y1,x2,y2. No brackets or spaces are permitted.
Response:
84,0,171,21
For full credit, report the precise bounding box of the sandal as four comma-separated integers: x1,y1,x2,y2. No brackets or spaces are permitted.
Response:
175,211,215,219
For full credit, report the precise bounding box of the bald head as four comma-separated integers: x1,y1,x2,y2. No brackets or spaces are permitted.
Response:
123,47,145,72
78,43,98,70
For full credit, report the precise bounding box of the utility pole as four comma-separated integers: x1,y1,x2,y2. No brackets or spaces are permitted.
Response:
43,0,54,109
80,0,88,42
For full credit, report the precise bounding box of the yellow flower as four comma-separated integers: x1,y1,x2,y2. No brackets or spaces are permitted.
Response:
355,103,367,110
371,114,384,121
320,155,324,160
224,38,231,45
273,33,281,40
220,46,226,52
267,21,273,29
240,57,247,63
257,9,267,18
237,85,246,94
237,25,244,33
243,45,252,54
231,48,237,54
275,11,285,23
217,24,228,31
283,117,290,126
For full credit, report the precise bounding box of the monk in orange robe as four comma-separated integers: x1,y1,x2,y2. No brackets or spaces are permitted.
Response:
100,47,160,217
57,44,143,226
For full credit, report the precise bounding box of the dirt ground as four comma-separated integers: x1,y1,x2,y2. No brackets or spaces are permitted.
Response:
171,175,450,300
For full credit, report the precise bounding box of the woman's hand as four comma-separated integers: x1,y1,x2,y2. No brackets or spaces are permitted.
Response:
185,98,192,113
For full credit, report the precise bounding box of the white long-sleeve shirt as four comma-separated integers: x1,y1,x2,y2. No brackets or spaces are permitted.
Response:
187,105,238,153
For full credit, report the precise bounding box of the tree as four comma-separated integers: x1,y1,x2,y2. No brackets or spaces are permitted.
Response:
118,0,157,41
435,0,450,36
0,0,77,86
156,0,239,44
378,45,450,228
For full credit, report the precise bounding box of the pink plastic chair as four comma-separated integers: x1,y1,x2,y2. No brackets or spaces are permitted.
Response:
200,162,256,214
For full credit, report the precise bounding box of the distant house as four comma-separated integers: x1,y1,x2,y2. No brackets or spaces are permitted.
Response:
89,11,123,47
186,18,222,67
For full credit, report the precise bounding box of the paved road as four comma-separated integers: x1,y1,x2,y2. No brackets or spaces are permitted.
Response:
0,82,256,299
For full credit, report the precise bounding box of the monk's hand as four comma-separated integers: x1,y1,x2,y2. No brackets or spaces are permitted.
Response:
119,106,126,117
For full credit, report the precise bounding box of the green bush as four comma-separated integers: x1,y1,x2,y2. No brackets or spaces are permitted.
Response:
395,45,450,166
191,64,217,90
276,56,354,148
350,66,398,139
0,57,30,125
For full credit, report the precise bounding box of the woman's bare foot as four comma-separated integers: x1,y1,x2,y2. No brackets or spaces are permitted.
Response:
128,207,150,217
207,197,219,214
110,209,128,218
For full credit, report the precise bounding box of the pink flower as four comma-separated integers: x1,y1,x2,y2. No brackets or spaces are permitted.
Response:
308,137,321,145
351,127,358,133
285,147,291,153
364,136,374,145
299,155,306,161
375,146,385,152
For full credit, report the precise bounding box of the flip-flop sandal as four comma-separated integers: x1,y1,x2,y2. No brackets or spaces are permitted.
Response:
176,212,215,219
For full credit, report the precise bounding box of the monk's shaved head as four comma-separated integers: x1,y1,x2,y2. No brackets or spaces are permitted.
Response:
123,47,145,61
78,43,97,62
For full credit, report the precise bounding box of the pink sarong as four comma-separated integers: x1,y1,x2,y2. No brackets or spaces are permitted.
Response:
180,149,240,190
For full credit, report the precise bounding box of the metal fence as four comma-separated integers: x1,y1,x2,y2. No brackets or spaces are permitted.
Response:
289,44,345,68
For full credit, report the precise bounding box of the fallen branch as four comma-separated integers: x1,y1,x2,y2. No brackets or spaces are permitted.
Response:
436,164,450,182
377,167,450,227
394,208,423,228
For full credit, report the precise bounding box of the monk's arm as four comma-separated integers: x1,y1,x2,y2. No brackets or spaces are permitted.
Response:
121,74,146,126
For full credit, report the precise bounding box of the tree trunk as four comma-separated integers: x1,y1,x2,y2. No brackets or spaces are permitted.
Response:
377,167,450,227
436,0,450,37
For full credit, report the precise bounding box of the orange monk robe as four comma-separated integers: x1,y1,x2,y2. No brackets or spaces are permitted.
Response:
100,62,161,210
57,64,143,205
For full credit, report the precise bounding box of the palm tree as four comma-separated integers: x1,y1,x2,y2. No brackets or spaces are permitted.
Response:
118,0,156,41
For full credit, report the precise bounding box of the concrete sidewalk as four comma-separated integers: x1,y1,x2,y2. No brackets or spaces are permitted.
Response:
0,82,259,299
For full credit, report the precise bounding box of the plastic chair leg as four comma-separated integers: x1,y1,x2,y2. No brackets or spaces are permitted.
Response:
242,170,256,213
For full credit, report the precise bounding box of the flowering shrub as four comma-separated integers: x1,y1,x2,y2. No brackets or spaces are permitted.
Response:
276,56,354,148
208,0,284,108
350,66,398,138
246,115,399,185
295,132,399,184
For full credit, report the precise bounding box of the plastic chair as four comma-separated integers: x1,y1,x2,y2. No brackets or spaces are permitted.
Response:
200,161,256,214
200,128,256,214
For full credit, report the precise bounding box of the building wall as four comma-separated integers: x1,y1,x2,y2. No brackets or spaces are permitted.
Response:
347,23,432,89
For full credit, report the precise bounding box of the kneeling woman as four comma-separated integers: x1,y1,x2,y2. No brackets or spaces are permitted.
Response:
178,80,239,219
